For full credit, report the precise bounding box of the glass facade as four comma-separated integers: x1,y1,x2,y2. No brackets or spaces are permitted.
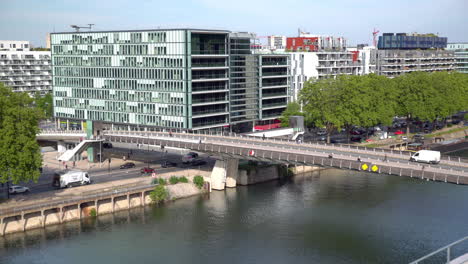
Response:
51,29,289,132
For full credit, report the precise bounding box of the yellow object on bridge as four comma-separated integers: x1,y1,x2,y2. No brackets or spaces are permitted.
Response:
361,163,369,170
371,165,379,172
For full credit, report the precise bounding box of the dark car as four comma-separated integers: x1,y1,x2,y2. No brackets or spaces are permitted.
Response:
191,159,207,166
161,161,177,168
103,142,113,148
140,167,155,174
350,136,362,142
120,162,135,169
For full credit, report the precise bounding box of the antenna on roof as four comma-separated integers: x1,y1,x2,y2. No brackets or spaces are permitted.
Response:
70,24,95,32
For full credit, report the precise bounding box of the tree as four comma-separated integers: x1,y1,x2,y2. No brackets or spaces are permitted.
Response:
394,71,439,135
34,92,53,119
300,78,347,143
279,102,303,127
0,83,42,187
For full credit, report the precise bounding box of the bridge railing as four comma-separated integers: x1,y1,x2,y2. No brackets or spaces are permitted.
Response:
0,183,155,217
409,236,468,264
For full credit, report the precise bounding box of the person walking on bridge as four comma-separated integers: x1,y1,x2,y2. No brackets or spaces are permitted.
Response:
262,133,266,141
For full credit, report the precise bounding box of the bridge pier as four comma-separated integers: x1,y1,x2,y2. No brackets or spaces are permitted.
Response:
210,158,239,190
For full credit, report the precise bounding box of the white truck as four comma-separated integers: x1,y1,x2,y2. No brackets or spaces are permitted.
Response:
409,150,441,164
52,170,91,188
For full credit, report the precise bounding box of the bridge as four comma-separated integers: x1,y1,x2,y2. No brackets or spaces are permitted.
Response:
38,129,468,189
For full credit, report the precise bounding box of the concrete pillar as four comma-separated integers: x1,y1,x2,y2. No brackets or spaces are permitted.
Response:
111,197,115,213
0,217,4,236
81,120,85,131
57,141,67,153
78,204,82,220
41,210,45,228
141,192,144,206
66,120,69,130
57,118,60,129
127,194,130,209
225,158,239,188
210,158,239,190
95,200,98,216
59,207,63,223
21,213,25,232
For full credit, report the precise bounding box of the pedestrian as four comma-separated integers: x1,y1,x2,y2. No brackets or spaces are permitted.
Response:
328,154,333,159
357,157,361,162
384,154,387,162
65,164,68,170
169,131,173,137
123,155,126,161
262,133,266,141
73,161,76,167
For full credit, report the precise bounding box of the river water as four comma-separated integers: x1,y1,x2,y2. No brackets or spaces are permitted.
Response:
1,169,468,264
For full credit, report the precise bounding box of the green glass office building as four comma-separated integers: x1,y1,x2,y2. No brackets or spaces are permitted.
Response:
51,29,289,132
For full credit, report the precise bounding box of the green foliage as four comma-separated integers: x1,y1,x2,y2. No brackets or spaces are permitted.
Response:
179,176,189,183
279,102,303,127
464,113,468,121
0,83,42,185
169,176,179,184
193,175,204,189
31,47,50,51
150,185,169,204
89,208,97,217
300,71,468,142
158,178,167,185
34,92,53,119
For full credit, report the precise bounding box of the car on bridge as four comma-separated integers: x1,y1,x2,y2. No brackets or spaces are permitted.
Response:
140,167,155,174
120,162,136,169
9,185,29,194
161,161,177,168
182,152,199,163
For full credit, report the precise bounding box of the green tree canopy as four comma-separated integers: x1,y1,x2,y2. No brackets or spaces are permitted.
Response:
34,92,53,119
0,83,42,185
279,102,303,127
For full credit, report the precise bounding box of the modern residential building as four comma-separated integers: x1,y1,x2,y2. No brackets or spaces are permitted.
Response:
377,33,447,50
50,29,289,132
0,40,52,95
0,40,30,51
289,50,362,101
267,35,286,50
447,43,468,74
286,34,347,52
374,33,456,77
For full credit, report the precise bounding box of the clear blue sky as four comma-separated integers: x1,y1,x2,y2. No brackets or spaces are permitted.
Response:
2,0,467,47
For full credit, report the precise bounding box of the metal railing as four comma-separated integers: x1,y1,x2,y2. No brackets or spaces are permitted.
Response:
0,184,155,217
410,236,468,264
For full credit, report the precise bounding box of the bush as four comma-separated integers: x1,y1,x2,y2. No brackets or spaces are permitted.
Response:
179,176,189,183
158,178,167,185
150,185,168,204
89,208,97,217
193,175,204,189
447,123,453,128
169,176,179,184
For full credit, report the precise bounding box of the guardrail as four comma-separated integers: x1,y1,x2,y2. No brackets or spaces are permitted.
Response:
410,236,468,264
0,184,156,217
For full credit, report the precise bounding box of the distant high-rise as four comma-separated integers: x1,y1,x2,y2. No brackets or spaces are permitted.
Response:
447,43,468,74
377,33,447,50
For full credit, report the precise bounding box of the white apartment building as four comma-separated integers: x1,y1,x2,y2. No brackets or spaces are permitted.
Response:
267,35,286,50
290,51,362,101
0,41,52,95
0,40,31,51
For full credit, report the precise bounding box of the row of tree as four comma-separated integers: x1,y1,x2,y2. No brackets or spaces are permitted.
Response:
0,83,43,189
281,71,468,143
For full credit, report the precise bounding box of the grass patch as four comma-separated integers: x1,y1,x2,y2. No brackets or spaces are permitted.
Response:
361,143,388,148
425,127,467,138
179,176,189,183
193,175,204,189
169,176,180,185
150,185,169,204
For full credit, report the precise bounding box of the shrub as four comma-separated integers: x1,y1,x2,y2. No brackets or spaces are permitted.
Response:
447,123,453,128
158,178,167,185
193,175,204,189
150,185,168,204
89,208,97,217
179,176,189,183
169,176,179,184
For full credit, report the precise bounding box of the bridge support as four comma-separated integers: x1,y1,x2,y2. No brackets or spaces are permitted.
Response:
210,158,239,190
57,141,67,153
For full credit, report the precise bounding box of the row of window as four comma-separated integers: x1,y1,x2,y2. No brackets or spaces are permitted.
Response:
55,98,185,116
54,67,184,80
56,88,185,104
53,55,185,68
51,31,185,45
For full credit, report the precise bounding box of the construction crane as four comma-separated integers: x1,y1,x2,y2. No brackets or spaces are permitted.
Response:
70,24,95,32
372,28,380,47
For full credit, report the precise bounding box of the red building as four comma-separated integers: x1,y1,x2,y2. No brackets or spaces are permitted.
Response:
286,37,319,51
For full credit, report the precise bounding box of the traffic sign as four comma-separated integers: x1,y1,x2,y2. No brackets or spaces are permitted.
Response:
151,172,157,178
249,150,255,156
361,163,369,170
371,165,378,172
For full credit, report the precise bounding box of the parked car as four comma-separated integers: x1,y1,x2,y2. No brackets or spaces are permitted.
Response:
350,136,362,142
9,185,30,194
120,162,136,169
394,130,404,135
161,161,177,168
413,134,425,142
316,129,327,136
182,152,199,163
140,167,155,174
401,136,408,141
102,142,113,148
191,159,207,166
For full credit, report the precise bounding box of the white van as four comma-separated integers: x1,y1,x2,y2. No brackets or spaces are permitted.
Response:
410,150,441,164
53,170,91,188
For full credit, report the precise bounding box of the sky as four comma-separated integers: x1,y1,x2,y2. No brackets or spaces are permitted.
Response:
2,0,467,47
